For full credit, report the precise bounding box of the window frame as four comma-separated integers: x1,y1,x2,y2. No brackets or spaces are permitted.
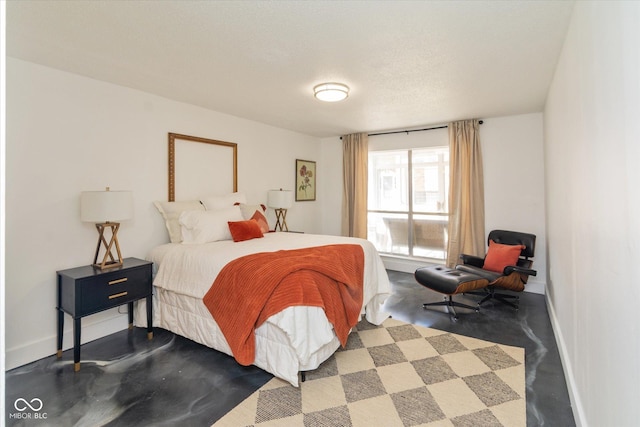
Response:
368,146,449,260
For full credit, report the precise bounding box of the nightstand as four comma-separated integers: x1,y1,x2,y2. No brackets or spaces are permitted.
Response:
56,257,153,371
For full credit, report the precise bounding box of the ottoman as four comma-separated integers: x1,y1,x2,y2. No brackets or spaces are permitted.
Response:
414,266,489,320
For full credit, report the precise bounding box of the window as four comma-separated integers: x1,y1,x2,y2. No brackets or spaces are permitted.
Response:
367,147,449,259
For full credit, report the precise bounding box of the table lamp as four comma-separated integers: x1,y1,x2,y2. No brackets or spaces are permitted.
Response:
80,187,133,269
267,189,293,231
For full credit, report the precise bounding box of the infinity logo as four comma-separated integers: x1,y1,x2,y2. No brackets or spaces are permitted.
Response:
14,398,43,412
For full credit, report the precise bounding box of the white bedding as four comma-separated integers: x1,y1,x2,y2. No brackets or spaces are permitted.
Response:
136,232,390,386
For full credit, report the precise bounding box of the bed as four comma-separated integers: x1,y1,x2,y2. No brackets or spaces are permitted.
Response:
135,133,390,386
136,231,389,386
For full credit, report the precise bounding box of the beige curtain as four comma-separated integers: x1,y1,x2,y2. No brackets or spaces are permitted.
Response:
342,133,368,238
446,119,485,267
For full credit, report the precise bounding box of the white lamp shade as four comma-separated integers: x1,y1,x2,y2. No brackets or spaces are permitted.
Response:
267,189,293,209
80,190,133,222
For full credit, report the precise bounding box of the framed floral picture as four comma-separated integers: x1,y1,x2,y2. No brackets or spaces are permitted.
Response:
295,159,316,201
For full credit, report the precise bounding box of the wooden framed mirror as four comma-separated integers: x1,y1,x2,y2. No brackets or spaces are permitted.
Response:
168,133,237,201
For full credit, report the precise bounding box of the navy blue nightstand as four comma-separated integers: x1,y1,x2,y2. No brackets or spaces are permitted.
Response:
56,257,153,371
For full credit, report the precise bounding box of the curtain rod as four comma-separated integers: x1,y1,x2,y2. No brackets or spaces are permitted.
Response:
369,120,483,137
369,125,446,137
340,120,483,139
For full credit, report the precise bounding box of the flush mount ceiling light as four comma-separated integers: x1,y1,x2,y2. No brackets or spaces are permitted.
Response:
313,82,349,102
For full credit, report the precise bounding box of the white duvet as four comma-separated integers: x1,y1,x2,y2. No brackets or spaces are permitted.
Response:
136,232,390,385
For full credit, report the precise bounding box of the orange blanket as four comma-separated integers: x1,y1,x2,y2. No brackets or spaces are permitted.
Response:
203,244,364,366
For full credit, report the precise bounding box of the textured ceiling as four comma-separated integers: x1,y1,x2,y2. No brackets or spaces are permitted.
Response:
6,1,575,138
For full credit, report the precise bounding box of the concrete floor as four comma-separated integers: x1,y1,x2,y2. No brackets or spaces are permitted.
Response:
5,270,575,426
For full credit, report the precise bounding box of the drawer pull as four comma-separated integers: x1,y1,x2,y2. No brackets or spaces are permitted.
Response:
108,278,128,285
109,291,128,300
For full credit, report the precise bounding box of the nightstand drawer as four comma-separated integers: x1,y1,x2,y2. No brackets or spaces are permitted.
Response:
80,265,151,315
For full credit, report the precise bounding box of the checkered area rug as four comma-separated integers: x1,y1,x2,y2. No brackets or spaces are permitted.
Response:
213,318,525,427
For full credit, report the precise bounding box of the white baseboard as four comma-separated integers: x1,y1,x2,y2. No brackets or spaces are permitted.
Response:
5,310,129,371
524,277,545,295
545,293,586,427
382,255,546,295
381,255,444,275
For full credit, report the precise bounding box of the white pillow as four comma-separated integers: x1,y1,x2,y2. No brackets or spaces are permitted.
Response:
179,206,244,244
154,200,204,243
200,192,247,211
238,203,266,220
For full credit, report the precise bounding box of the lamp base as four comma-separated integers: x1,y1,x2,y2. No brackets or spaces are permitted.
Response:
274,209,289,232
93,261,123,269
93,222,124,269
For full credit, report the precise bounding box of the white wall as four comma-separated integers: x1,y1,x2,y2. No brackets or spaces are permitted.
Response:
544,2,640,426
481,114,547,294
323,116,547,293
5,58,323,370
319,136,343,236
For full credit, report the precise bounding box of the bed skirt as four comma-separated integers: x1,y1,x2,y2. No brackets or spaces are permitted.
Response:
134,287,342,386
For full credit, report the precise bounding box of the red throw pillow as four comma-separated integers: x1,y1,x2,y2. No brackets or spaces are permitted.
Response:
482,240,525,273
250,210,270,234
228,219,264,242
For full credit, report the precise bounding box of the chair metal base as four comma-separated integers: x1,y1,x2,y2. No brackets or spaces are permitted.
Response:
422,295,480,320
468,288,520,310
